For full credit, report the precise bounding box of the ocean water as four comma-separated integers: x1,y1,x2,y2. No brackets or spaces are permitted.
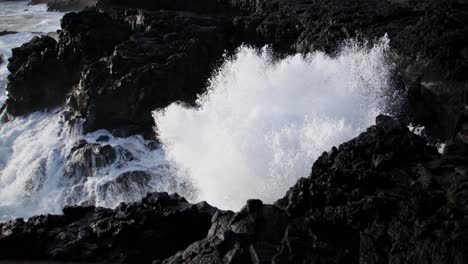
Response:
0,0,400,220
0,0,63,105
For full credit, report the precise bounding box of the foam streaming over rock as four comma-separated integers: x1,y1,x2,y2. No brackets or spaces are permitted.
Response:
0,110,190,221
154,37,398,210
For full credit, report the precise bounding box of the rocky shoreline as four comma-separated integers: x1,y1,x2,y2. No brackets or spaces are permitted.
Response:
1,0,468,263
1,116,467,263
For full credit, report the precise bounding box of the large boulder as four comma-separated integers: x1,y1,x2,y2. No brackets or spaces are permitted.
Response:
65,10,240,136
162,199,289,264
4,36,70,117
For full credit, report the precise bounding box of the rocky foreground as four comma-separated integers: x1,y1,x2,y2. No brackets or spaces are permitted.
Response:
0,0,468,263
1,116,467,264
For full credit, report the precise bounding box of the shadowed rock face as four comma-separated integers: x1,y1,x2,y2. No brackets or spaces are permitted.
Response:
3,9,130,120
4,36,69,117
0,192,217,263
1,116,467,264
64,9,240,136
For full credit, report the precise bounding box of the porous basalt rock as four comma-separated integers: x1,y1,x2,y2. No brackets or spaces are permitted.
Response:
66,9,239,135
0,192,217,263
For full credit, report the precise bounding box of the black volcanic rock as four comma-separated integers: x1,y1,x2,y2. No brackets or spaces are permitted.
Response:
0,193,217,263
1,0,468,262
57,9,130,66
66,9,239,135
3,9,130,119
4,36,70,117
160,116,460,264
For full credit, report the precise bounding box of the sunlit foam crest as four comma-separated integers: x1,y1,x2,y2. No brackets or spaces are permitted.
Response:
154,36,398,210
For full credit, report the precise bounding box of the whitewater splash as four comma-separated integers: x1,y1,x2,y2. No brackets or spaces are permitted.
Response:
154,37,399,210
0,1,191,221
0,110,191,220
0,10,398,220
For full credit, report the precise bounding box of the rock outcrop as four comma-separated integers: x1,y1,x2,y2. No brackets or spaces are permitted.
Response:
0,192,217,263
65,9,239,135
5,0,467,140
2,116,467,263
4,36,69,117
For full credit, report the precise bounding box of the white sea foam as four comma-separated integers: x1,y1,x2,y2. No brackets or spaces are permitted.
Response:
0,2,186,221
154,37,398,210
0,110,188,221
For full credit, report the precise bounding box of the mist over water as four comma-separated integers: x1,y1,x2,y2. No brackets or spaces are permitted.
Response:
154,37,398,210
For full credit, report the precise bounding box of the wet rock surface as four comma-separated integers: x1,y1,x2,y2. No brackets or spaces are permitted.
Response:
2,116,468,263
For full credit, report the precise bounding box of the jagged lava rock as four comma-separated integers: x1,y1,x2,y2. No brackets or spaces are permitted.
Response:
66,9,240,135
4,36,68,117
0,192,217,263
273,115,467,264
2,9,131,119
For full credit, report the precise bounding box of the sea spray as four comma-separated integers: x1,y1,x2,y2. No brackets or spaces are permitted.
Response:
0,110,190,221
154,36,399,210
